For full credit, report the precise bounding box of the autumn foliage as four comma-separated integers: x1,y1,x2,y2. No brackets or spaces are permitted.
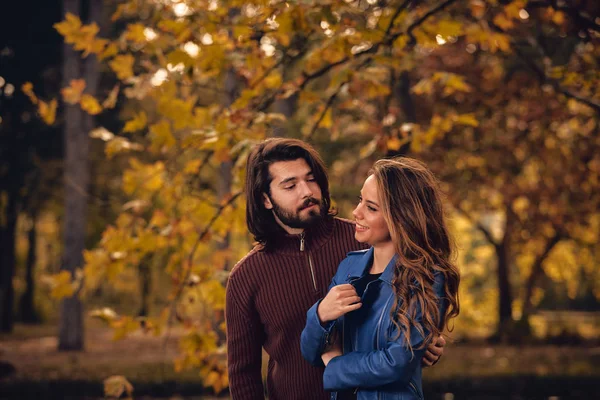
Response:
23,0,600,392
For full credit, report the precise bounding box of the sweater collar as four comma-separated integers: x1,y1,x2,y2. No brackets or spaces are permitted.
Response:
265,216,335,255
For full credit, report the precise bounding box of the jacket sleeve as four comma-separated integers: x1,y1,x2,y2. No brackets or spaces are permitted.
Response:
300,257,350,366
323,273,447,391
226,273,266,400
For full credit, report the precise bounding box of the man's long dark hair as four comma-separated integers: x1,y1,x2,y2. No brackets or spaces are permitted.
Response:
245,138,332,249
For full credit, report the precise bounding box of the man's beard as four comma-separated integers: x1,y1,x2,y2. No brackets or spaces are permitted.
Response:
271,197,325,229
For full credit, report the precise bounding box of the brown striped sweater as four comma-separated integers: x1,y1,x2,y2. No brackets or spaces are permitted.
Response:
226,216,368,400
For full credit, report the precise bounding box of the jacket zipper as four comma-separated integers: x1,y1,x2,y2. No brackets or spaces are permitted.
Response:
376,293,394,351
409,381,423,400
375,293,393,400
350,278,380,397
299,233,317,291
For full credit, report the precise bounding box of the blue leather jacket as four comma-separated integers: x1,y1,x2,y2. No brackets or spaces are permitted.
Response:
301,248,447,400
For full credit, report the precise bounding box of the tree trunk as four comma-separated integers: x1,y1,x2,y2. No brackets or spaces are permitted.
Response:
272,93,297,137
496,210,515,340
19,213,40,323
137,259,151,317
521,233,562,320
390,70,415,156
58,0,88,351
0,192,18,332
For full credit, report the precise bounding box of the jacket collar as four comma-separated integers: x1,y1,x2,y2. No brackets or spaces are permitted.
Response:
264,216,335,256
347,247,398,284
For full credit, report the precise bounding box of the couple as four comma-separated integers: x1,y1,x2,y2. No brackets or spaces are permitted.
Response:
226,138,460,400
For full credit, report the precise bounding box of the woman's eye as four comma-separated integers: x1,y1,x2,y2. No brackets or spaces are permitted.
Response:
357,196,362,204
368,206,377,212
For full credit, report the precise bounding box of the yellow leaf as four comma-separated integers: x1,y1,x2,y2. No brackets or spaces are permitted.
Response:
387,136,402,151
123,111,147,133
552,11,565,25
320,108,333,129
87,38,108,56
46,270,76,299
90,307,119,323
184,159,202,174
493,14,514,31
493,33,511,52
436,20,463,38
80,94,102,115
105,137,143,159
505,0,527,19
445,74,471,92
21,82,38,104
109,54,135,80
102,84,119,109
360,139,377,158
200,280,226,311
38,99,58,125
393,35,408,50
166,49,194,68
512,196,530,214
149,210,169,228
61,79,86,104
100,43,119,60
455,113,479,127
149,120,176,150
54,13,82,43
103,375,133,398
110,316,140,340
264,72,282,89
233,25,252,39
125,23,147,43
412,78,434,95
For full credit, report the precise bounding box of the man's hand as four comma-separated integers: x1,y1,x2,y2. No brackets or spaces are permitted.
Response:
321,333,343,366
317,284,361,323
422,335,446,367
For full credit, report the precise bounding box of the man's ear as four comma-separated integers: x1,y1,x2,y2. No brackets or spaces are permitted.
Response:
263,193,273,210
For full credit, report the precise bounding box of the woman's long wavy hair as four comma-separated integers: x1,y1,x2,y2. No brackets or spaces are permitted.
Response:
370,158,460,354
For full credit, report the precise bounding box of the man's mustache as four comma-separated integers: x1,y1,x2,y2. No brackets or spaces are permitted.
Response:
298,198,320,211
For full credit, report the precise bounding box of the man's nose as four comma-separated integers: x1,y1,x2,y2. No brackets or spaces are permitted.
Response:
299,180,314,198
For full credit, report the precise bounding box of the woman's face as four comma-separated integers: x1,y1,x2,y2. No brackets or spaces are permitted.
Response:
352,175,391,246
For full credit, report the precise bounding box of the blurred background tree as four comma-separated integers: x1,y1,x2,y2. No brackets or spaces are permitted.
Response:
1,0,598,395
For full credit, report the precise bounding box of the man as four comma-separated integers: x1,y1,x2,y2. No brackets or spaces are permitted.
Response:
226,138,445,400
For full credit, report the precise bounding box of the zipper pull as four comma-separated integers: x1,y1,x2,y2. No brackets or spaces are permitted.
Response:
299,233,305,252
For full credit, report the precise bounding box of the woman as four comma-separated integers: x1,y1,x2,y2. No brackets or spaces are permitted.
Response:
301,157,460,400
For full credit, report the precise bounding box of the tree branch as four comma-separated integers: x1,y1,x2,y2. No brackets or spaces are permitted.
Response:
480,15,600,114
512,42,600,114
385,0,413,37
405,0,459,46
528,0,600,33
162,189,243,356
522,231,563,317
453,204,501,248
306,84,344,139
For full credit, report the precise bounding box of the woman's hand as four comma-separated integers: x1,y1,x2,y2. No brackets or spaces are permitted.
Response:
317,284,362,323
